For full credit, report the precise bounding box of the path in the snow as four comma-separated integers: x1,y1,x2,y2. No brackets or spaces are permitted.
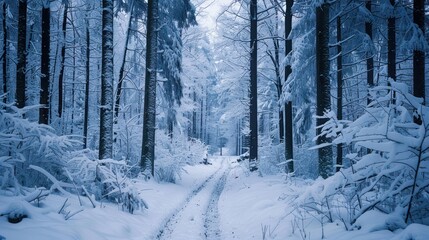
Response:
154,157,231,240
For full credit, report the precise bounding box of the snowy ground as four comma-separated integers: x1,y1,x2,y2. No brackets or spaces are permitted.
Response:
1,156,429,240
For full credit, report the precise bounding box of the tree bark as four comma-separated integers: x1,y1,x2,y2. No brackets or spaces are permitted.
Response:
141,0,159,176
57,3,68,118
2,2,7,103
114,3,134,121
39,2,50,124
366,0,374,105
388,0,396,93
249,0,258,171
413,0,425,104
336,16,342,172
316,3,332,179
83,14,90,149
99,0,114,160
16,0,27,108
285,0,294,172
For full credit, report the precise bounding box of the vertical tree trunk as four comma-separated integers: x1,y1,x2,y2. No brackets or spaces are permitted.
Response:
58,3,67,118
2,2,7,103
316,2,332,179
336,16,342,172
413,0,425,104
39,2,50,124
16,0,27,108
285,0,294,172
99,0,114,160
249,0,258,171
388,0,396,88
83,15,90,149
114,3,134,121
365,0,374,105
270,8,283,143
192,90,197,138
141,0,159,176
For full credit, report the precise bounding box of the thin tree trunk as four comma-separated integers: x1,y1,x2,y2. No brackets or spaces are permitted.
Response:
249,0,258,171
99,0,114,160
58,3,67,118
336,16,342,172
39,2,50,124
16,0,27,108
114,3,134,121
285,0,294,172
141,0,159,176
192,90,197,138
2,2,7,103
316,3,332,179
388,0,396,95
413,0,425,104
365,0,373,105
83,14,90,149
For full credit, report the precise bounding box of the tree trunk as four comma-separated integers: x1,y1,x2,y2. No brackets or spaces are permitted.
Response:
141,0,159,176
365,0,373,105
2,2,7,103
388,0,396,95
99,0,114,160
336,16,342,172
16,0,27,108
285,0,294,172
39,2,50,124
114,3,134,122
413,0,425,104
316,2,332,179
83,15,90,149
249,0,258,171
57,3,67,118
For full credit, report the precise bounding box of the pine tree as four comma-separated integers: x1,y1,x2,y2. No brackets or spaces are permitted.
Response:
57,3,68,118
83,6,90,149
284,0,294,172
336,15,342,172
16,0,27,108
413,0,425,104
141,0,159,176
316,2,332,179
2,1,7,103
39,1,50,124
249,0,258,171
365,0,374,104
99,0,114,160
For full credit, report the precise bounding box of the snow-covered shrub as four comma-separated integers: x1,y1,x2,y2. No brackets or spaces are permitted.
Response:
310,80,429,226
155,130,207,183
258,137,285,175
0,100,78,192
64,149,148,213
113,115,143,175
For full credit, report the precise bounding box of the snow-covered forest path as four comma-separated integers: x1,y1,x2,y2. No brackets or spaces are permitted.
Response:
155,157,231,240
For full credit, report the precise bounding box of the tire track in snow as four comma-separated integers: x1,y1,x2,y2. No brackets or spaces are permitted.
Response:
155,158,228,240
204,167,230,240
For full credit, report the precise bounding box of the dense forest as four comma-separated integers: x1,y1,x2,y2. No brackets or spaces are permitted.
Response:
0,0,428,239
